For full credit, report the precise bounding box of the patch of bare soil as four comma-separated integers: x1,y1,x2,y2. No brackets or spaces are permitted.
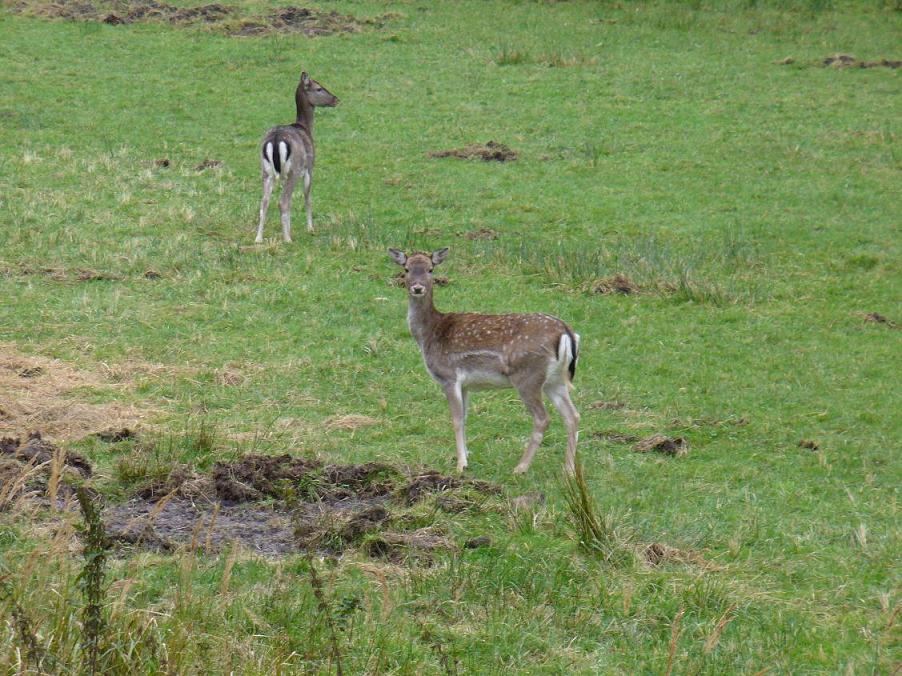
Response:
11,0,232,24
0,431,93,508
861,312,898,328
103,454,500,558
1,431,92,476
427,141,518,162
462,228,499,241
364,529,456,563
0,344,148,441
798,439,819,451
591,274,640,295
591,431,639,444
231,6,391,37
9,0,395,36
823,54,901,69
644,542,722,570
633,434,688,457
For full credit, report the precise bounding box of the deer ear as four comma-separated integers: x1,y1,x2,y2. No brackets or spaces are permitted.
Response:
431,247,450,266
388,248,407,267
301,71,310,88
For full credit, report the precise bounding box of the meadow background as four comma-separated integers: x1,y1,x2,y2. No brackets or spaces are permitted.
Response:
0,0,899,672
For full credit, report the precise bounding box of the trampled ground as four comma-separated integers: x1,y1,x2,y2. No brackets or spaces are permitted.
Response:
0,0,899,672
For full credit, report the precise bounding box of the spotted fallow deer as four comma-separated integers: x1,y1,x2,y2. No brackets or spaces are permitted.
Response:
256,71,339,243
389,248,580,475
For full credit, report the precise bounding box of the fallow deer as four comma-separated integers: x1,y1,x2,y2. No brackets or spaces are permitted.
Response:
256,71,339,243
389,248,580,475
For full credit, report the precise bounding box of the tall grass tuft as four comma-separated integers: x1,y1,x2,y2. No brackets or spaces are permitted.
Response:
562,462,635,566
307,556,344,676
0,575,55,671
75,486,109,675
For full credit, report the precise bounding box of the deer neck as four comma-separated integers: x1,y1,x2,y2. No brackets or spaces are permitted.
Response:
406,291,442,349
294,90,314,133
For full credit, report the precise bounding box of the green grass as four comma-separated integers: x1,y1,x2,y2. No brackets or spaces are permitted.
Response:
0,0,900,672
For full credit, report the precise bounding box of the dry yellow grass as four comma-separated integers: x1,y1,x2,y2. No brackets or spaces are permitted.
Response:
0,343,155,440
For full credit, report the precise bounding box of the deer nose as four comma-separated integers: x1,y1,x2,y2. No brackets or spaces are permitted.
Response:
410,284,426,296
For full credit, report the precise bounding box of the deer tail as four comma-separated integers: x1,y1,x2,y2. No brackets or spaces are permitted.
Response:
558,329,579,385
262,134,292,176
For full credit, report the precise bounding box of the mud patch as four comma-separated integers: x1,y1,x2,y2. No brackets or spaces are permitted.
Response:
0,344,149,441
462,227,499,241
104,454,500,558
11,0,232,24
643,542,720,570
591,274,640,295
0,431,92,477
633,434,688,457
823,54,901,69
0,432,92,508
96,427,135,442
231,6,394,37
363,529,456,563
427,141,518,162
861,312,898,328
9,0,395,36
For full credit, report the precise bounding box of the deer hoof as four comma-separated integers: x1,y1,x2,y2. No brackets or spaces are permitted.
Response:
254,236,264,244
513,464,529,475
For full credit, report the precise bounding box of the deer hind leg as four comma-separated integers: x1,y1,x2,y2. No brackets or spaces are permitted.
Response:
443,382,469,473
512,377,550,475
279,170,300,243
256,171,275,243
303,170,314,233
544,381,580,475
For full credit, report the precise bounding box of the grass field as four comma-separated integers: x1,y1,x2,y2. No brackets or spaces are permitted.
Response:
0,0,900,672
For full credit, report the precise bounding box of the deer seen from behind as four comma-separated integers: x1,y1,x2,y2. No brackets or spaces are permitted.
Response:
389,248,580,475
256,71,339,243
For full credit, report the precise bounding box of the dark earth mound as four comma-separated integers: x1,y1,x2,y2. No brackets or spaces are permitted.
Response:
10,0,396,36
427,141,518,162
633,434,688,457
103,454,500,558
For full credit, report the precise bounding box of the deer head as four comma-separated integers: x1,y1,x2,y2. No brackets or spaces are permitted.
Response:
299,71,339,107
388,247,449,298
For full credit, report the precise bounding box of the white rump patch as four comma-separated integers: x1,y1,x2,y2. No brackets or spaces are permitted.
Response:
264,142,277,177
278,141,290,175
